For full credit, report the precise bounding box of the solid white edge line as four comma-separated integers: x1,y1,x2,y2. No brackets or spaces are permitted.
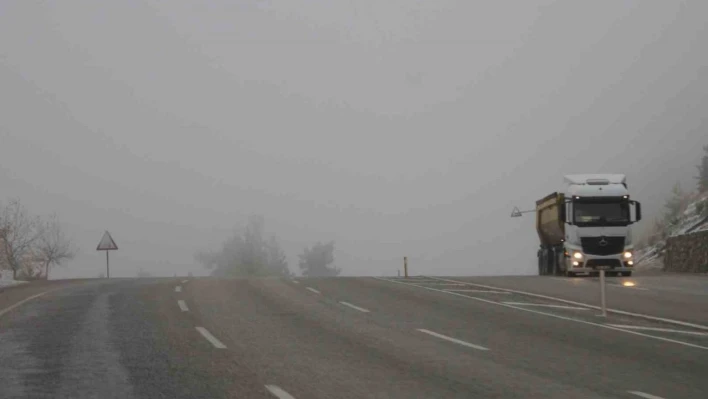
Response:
373,277,708,351
420,282,467,285
417,328,489,351
177,300,189,312
607,324,708,336
502,302,590,310
195,327,227,349
422,276,708,331
265,385,297,399
175,286,182,292
339,301,370,313
444,289,512,294
306,287,320,294
627,391,666,399
0,291,50,318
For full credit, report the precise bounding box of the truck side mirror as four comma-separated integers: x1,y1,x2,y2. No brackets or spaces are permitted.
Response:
634,201,642,222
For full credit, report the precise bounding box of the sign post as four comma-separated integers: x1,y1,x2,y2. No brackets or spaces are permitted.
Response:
592,266,610,317
404,256,408,279
96,231,118,278
599,269,607,317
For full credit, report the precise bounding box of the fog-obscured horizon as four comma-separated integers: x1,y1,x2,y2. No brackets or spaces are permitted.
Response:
2,1,706,278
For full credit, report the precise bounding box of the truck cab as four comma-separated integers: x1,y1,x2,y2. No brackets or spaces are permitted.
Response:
561,174,641,276
535,174,642,277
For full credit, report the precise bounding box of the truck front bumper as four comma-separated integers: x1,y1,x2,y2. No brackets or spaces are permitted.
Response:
570,267,633,274
568,257,634,274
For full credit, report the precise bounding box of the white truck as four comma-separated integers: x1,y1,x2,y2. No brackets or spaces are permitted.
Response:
536,174,642,277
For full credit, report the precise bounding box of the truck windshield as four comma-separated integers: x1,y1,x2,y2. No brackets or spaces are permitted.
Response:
573,201,630,225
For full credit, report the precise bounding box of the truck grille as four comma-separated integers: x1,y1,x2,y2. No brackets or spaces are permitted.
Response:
585,259,622,268
580,236,625,256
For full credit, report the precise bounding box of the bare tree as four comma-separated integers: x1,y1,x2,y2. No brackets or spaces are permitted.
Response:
36,214,76,279
0,199,44,280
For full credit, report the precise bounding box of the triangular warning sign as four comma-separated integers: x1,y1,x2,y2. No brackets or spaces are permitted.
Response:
96,231,118,251
510,207,523,217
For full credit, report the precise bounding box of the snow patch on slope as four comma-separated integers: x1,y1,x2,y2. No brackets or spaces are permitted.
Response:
636,193,708,270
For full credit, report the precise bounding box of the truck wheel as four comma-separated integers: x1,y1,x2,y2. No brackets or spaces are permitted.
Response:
565,271,576,277
538,253,544,276
554,250,564,276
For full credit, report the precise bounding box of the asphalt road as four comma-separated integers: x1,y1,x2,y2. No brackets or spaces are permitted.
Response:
440,271,708,325
0,275,706,398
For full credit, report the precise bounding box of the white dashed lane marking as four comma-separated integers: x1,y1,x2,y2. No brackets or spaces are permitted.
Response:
417,329,489,351
195,327,227,349
627,391,666,399
265,385,297,399
339,301,370,313
177,300,189,312
306,287,320,294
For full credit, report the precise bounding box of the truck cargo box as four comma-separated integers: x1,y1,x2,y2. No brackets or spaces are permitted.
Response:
536,192,565,246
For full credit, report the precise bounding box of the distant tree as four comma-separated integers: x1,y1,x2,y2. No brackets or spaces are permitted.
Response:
697,144,708,193
0,199,44,279
664,182,685,226
196,215,292,277
298,241,340,277
265,235,292,276
36,214,76,279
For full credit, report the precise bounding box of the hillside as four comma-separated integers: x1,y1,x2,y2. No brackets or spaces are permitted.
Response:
636,192,708,270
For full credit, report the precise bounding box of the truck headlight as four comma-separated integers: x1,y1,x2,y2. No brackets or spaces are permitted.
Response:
623,251,632,259
573,252,583,259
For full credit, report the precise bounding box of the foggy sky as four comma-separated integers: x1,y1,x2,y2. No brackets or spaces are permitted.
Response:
1,1,706,278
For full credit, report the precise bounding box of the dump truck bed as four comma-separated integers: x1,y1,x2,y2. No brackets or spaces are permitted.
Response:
536,192,565,246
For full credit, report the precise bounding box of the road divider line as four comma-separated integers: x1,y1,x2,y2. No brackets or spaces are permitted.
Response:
628,391,666,399
265,385,296,399
422,276,708,331
339,301,370,313
445,289,511,294
177,300,189,312
502,302,590,310
422,282,467,285
374,277,708,351
175,286,182,293
181,280,188,284
0,291,50,319
608,324,708,336
417,329,489,351
306,287,320,294
195,327,227,349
